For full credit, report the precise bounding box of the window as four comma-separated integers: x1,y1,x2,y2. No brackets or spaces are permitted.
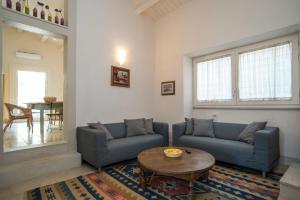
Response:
239,43,292,101
193,34,299,108
196,56,232,102
17,71,46,107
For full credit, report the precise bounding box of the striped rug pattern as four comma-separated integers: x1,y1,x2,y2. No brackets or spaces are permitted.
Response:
27,161,281,200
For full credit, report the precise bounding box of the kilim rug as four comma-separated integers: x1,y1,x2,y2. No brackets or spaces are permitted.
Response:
27,161,281,200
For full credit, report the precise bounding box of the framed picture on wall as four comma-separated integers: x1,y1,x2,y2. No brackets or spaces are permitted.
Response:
111,66,130,88
161,81,175,95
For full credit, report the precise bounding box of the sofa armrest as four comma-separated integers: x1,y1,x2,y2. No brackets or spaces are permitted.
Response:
172,122,186,146
76,127,108,168
254,127,280,171
153,122,169,146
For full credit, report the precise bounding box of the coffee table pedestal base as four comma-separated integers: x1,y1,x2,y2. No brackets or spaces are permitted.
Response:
139,166,211,199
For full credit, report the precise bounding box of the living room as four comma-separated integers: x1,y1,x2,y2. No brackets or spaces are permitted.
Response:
0,0,300,199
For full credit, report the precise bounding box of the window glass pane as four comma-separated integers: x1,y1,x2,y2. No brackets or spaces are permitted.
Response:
197,56,232,102
239,43,292,101
17,71,46,107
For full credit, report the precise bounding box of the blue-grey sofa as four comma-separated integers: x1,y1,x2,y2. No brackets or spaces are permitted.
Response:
77,122,169,169
173,122,279,177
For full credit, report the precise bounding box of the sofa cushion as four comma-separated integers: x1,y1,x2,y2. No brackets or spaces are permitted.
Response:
145,118,155,134
213,122,246,141
104,123,126,139
105,134,164,164
124,118,147,137
88,122,114,140
178,135,254,164
192,118,215,137
238,121,267,144
185,118,193,135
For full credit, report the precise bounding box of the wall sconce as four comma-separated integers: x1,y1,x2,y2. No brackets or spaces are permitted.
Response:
117,48,127,66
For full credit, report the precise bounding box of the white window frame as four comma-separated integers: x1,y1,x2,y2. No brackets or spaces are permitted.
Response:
193,49,236,106
193,33,299,109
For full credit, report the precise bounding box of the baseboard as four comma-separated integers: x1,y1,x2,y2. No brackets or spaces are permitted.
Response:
279,156,300,166
0,152,81,188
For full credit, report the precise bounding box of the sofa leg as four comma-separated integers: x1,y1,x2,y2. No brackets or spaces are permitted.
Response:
262,171,267,178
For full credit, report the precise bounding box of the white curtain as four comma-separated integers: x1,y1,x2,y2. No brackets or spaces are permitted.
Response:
197,56,232,102
239,43,292,101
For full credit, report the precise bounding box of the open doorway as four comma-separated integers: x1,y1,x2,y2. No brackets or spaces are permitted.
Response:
2,24,65,152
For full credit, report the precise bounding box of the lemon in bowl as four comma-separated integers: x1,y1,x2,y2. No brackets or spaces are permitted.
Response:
164,148,183,158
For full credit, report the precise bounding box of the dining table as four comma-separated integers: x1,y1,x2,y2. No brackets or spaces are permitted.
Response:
26,101,63,134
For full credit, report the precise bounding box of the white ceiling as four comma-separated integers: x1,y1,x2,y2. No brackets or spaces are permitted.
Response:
132,0,192,21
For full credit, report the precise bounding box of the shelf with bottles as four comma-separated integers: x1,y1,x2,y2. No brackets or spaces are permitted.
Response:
2,0,67,27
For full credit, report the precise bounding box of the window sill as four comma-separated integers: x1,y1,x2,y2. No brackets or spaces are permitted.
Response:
193,105,300,110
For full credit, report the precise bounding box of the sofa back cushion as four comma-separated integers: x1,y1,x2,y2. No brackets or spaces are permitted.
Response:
124,118,147,137
213,122,247,141
104,123,126,139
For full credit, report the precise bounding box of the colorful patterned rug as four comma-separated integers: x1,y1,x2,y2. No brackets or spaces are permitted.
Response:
27,161,281,200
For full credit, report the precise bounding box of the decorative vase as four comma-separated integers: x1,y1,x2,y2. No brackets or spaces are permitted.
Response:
48,12,52,22
6,0,12,9
60,17,64,26
59,10,64,26
45,5,52,22
54,9,59,24
37,1,45,20
33,7,38,17
16,0,21,12
40,8,45,20
25,0,30,15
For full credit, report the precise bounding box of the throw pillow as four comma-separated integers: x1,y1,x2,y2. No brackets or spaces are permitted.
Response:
185,118,193,135
192,118,215,137
238,121,267,144
145,118,155,134
88,122,114,140
124,118,147,137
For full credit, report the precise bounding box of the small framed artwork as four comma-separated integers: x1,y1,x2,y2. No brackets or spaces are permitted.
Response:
111,66,130,88
161,81,175,95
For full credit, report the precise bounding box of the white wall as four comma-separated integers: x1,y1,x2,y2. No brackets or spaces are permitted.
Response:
154,0,300,160
76,0,155,125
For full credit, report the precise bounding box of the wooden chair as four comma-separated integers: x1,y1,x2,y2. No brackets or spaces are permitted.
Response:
3,103,33,133
46,109,63,131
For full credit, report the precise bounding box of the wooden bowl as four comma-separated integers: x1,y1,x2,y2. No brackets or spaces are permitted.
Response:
43,96,57,103
164,148,183,158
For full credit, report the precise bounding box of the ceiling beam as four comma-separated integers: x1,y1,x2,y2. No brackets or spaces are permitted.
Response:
135,0,160,15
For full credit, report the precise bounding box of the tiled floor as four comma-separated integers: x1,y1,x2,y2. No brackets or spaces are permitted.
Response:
0,163,96,200
3,121,64,152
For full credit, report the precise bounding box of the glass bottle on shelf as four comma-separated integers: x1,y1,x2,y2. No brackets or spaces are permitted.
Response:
54,9,59,24
45,5,52,22
37,1,45,20
33,3,38,17
59,10,64,26
25,0,30,15
16,0,21,12
6,0,12,9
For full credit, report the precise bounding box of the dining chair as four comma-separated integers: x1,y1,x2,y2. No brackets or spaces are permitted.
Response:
3,103,33,133
46,108,63,131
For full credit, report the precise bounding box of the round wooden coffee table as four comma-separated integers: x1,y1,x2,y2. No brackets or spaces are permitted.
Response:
137,147,215,199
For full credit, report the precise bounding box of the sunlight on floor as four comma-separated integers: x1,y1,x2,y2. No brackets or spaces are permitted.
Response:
3,121,64,152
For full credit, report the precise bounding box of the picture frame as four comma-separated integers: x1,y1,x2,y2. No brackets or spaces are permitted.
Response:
161,81,175,95
111,66,130,88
